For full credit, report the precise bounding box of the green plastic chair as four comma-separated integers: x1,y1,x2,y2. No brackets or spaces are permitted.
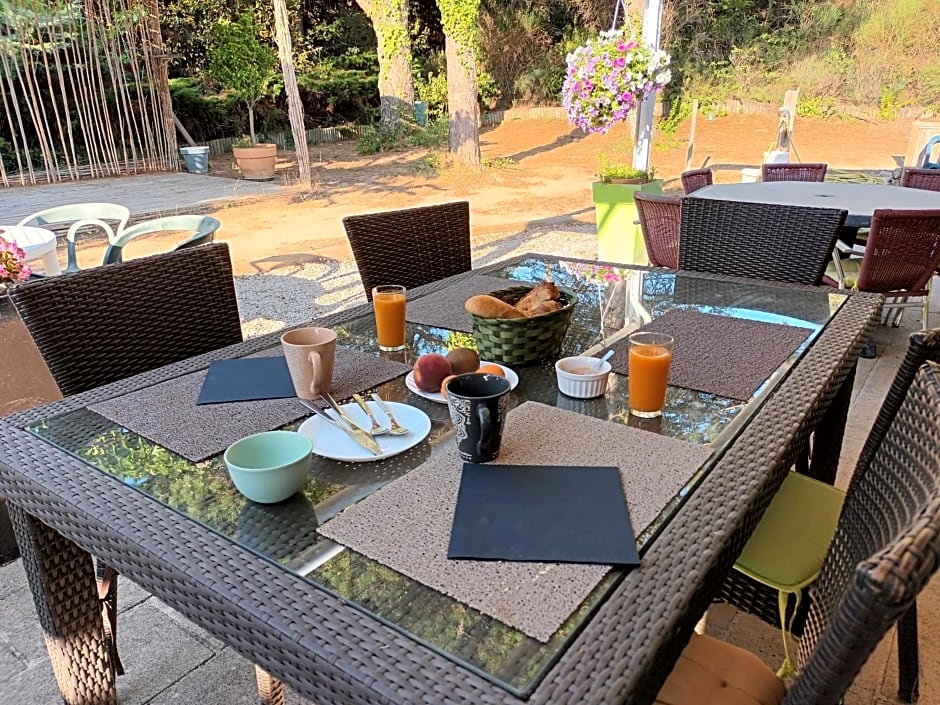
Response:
101,215,221,265
17,202,130,273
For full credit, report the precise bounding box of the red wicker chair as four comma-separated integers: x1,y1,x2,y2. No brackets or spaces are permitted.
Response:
680,168,713,195
635,192,681,269
900,167,940,192
827,208,940,326
761,162,828,183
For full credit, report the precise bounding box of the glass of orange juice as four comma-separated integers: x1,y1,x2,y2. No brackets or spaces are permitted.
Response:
372,285,407,351
628,331,673,418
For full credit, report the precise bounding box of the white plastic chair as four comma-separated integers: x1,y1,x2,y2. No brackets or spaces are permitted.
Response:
101,215,221,265
17,203,130,273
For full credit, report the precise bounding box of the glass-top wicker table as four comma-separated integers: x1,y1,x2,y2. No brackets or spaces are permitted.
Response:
0,254,881,705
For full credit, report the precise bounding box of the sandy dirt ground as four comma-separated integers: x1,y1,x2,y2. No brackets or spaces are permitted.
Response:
72,113,914,276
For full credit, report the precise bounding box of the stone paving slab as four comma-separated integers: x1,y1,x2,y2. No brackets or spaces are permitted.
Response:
0,173,286,225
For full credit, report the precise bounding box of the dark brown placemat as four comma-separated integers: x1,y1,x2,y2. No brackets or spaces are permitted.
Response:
89,346,410,461
405,274,511,332
318,401,712,642
601,309,811,401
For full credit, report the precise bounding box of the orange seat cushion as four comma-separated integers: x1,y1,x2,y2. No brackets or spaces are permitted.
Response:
656,634,786,705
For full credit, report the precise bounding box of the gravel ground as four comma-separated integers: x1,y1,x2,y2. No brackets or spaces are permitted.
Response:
235,223,599,338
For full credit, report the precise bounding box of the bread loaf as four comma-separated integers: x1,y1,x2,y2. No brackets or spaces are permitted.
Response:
524,300,562,317
465,294,526,319
515,282,561,313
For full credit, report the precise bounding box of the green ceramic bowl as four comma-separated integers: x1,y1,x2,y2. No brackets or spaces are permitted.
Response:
224,431,312,504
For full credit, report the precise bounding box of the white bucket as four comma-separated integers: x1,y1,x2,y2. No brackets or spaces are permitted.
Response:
740,168,761,183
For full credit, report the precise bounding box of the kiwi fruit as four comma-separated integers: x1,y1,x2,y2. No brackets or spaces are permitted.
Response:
446,347,480,375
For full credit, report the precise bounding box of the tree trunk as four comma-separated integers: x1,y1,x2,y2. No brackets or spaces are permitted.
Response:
445,34,480,168
356,0,415,125
272,0,312,187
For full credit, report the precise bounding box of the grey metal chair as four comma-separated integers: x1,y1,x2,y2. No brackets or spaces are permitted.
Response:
101,215,221,265
656,361,940,705
678,197,847,285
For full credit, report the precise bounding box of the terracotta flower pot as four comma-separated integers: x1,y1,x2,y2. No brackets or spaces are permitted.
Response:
232,143,277,181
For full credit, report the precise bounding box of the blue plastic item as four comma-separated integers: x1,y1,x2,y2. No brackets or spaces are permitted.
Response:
922,135,940,169
414,101,428,127
180,145,210,174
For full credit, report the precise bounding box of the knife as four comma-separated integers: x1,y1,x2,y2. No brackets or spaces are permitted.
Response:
298,399,383,456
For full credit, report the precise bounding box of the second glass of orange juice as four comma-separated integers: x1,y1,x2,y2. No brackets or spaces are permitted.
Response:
372,285,407,351
628,331,673,418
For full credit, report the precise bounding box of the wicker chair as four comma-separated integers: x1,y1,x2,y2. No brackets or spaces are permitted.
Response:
635,192,681,269
680,168,713,195
900,167,940,192
715,328,940,701
6,243,243,675
657,362,940,705
827,208,940,327
761,162,828,183
342,201,472,301
678,198,846,285
10,242,243,396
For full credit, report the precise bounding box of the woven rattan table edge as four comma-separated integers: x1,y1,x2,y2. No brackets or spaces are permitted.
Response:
0,255,882,705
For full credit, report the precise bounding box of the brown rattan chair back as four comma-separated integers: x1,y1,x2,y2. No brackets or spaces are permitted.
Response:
784,362,940,705
680,168,713,195
678,197,847,285
635,192,681,269
854,208,940,296
9,242,243,397
342,201,472,301
900,167,940,192
761,162,828,183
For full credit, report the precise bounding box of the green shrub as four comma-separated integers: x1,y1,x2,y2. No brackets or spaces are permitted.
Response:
409,118,449,149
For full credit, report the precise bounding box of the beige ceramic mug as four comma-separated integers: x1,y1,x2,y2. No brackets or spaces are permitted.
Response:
280,327,337,399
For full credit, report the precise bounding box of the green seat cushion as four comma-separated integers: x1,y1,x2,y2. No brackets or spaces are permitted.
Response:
825,257,860,289
734,472,845,591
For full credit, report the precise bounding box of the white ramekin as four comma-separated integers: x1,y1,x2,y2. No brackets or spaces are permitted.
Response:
555,356,612,399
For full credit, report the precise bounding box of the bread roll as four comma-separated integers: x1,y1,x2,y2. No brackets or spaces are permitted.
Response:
524,300,562,317
515,282,561,313
465,294,526,319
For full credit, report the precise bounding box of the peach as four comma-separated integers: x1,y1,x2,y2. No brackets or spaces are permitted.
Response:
413,353,452,391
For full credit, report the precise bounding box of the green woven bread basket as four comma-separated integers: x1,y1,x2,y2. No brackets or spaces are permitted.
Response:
467,285,578,365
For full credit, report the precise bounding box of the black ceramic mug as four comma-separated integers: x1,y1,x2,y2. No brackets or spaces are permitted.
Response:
446,373,512,463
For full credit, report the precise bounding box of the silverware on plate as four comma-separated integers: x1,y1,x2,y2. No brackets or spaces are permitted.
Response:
352,393,390,435
370,393,410,435
298,399,383,456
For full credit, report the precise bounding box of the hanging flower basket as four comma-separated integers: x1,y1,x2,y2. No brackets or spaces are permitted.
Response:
562,29,672,134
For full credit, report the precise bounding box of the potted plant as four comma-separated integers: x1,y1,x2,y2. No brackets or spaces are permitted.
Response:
0,238,31,293
206,13,279,180
591,156,663,265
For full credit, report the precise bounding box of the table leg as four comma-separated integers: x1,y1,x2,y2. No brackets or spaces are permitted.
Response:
7,503,117,705
255,666,286,705
40,248,62,276
808,364,856,484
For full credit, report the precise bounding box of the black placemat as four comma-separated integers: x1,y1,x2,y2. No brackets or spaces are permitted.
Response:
601,309,811,401
406,274,512,332
448,464,639,566
196,356,296,404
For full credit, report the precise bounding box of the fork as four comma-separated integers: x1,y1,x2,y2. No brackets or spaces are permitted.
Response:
352,393,390,435
370,393,410,435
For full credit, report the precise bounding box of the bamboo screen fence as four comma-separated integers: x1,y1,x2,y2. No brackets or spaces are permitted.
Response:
0,0,177,187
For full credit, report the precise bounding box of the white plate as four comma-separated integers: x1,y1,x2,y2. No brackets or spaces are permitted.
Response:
296,401,431,463
404,361,519,404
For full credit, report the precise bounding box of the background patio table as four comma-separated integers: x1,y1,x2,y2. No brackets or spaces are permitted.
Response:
0,254,881,705
690,181,940,228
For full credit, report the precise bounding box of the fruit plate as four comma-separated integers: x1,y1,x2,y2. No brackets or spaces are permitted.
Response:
404,362,519,404
296,401,431,463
